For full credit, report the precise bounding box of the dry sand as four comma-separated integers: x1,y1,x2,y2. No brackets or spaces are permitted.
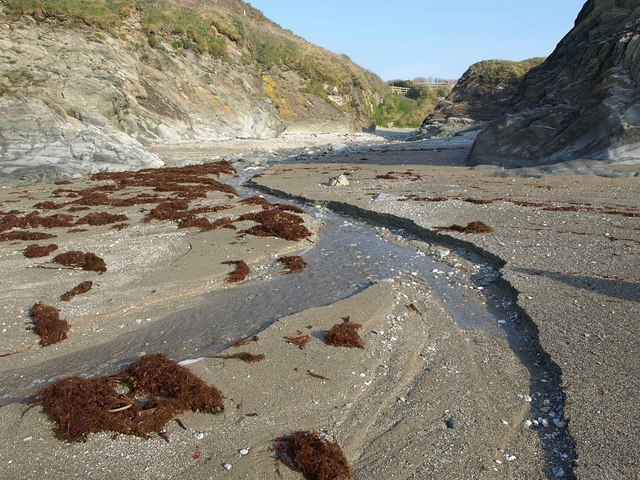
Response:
0,132,638,479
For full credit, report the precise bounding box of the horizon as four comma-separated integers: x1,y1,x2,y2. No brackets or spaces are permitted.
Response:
247,0,586,80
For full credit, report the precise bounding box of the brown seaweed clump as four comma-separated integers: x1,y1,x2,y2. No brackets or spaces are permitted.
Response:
434,221,494,234
75,212,129,226
38,354,224,442
61,281,93,301
325,317,365,349
223,260,250,283
240,208,311,241
210,352,265,363
284,334,311,350
274,431,352,480
31,303,69,346
279,255,308,274
52,251,107,273
24,243,59,258
0,231,56,242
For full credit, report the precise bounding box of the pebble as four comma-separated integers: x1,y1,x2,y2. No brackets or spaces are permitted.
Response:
223,463,232,470
192,431,204,440
522,419,533,428
445,418,460,430
552,466,565,477
239,448,250,456
553,419,567,428
505,454,517,462
523,394,532,402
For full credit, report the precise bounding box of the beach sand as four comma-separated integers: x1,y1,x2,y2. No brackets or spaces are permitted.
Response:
0,133,638,479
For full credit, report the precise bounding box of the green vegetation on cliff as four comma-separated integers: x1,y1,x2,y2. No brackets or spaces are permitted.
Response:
375,81,451,128
450,58,545,101
2,0,388,105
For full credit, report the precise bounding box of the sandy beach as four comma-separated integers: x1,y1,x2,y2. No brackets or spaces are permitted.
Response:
0,132,638,479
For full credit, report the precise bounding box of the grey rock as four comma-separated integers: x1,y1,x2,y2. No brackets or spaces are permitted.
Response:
469,0,640,166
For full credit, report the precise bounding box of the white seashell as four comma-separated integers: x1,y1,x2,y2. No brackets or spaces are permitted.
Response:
522,419,533,428
223,463,232,470
523,394,532,402
239,448,250,456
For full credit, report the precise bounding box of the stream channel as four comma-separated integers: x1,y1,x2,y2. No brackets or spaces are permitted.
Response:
1,155,576,477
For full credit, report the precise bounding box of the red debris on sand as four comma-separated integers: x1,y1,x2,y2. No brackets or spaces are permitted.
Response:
52,251,107,273
284,334,311,350
31,303,69,346
24,243,58,258
223,260,250,283
434,221,493,234
61,281,93,302
38,354,224,442
76,212,129,226
274,431,352,480
325,317,365,349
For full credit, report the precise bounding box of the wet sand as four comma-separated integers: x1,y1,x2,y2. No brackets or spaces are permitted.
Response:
0,134,638,479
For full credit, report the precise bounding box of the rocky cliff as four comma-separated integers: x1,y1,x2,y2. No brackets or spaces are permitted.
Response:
0,0,388,182
468,0,640,166
412,58,544,138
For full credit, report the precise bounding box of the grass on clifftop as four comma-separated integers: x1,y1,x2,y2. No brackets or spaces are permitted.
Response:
375,82,448,128
2,0,388,99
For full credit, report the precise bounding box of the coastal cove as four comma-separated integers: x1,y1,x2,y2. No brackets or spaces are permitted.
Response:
0,132,636,478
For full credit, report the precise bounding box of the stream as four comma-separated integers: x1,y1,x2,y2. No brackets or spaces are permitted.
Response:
0,154,576,477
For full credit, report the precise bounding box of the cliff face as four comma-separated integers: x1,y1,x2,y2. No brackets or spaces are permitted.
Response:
468,0,640,166
0,0,387,182
414,58,544,139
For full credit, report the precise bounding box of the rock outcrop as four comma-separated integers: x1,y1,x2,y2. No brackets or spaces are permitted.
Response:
412,58,544,139
0,0,387,183
468,0,640,166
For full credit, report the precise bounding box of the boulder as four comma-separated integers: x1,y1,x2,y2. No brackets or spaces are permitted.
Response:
468,0,640,166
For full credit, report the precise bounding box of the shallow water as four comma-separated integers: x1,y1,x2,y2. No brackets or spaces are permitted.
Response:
0,189,505,404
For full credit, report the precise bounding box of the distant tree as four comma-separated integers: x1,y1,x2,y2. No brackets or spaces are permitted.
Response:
413,76,428,83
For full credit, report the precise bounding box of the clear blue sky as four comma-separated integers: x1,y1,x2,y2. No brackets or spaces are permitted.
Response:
247,0,586,80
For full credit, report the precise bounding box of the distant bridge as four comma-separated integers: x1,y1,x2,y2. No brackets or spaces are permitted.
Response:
389,81,455,95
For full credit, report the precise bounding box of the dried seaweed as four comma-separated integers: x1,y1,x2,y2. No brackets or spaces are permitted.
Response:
231,335,259,347
274,431,351,480
61,281,93,301
434,221,494,234
325,317,365,349
284,334,311,350
239,208,304,225
209,352,265,363
278,255,308,274
223,260,250,283
178,217,212,231
145,199,191,222
38,354,224,442
76,212,129,226
307,370,331,381
240,196,272,209
31,303,69,346
407,303,422,316
245,222,311,241
24,243,58,258
52,251,107,273
0,231,56,242
33,201,66,210
275,203,305,214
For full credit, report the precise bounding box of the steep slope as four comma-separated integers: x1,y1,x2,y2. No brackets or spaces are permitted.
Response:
0,0,388,182
413,58,544,138
468,0,640,166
